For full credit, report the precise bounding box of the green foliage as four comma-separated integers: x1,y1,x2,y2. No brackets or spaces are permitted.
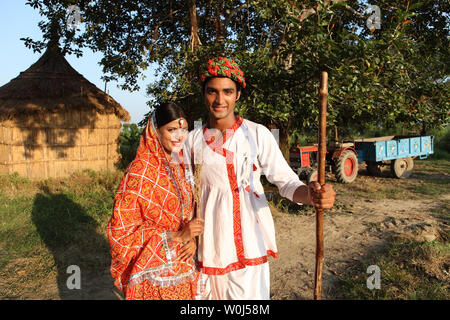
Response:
432,125,450,153
119,123,143,169
427,125,450,160
429,149,450,160
24,0,450,153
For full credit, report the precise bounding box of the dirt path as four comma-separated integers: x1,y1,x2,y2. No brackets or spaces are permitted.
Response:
80,194,449,301
269,194,449,300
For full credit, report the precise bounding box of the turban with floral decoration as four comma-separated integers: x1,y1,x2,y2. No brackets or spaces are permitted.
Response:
199,57,246,88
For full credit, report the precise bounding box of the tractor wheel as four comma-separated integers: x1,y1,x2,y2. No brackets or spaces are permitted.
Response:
335,150,358,183
366,161,382,176
307,169,318,184
390,157,414,179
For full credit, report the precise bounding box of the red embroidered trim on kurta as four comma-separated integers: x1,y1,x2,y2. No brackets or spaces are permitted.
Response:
201,117,276,275
198,251,278,275
225,149,245,264
203,116,244,151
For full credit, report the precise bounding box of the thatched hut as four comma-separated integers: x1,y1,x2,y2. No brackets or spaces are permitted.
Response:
0,42,130,179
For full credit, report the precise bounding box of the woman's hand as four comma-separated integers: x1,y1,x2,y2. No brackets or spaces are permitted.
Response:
178,239,197,262
171,217,204,243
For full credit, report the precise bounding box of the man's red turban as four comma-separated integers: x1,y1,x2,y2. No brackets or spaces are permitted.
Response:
199,57,246,88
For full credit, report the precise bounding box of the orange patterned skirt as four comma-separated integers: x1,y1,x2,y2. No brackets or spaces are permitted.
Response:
125,273,200,300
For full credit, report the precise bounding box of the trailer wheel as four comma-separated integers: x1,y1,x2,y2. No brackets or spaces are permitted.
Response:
390,157,414,179
336,150,358,183
366,161,382,176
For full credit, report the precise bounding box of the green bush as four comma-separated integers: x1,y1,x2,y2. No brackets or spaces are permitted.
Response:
119,123,143,169
433,125,450,153
429,125,450,160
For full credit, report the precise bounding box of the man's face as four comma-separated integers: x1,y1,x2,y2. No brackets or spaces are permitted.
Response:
203,77,241,121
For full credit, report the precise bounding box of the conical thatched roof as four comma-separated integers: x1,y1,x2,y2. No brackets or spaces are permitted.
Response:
0,42,130,122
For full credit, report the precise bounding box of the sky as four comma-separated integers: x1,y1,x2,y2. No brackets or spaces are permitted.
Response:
0,1,155,125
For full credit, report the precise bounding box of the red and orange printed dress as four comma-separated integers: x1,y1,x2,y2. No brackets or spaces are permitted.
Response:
107,115,199,300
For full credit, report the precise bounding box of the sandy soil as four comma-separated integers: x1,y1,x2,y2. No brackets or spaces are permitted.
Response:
269,193,449,300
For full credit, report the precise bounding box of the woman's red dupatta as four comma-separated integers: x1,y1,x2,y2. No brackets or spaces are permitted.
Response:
107,115,195,296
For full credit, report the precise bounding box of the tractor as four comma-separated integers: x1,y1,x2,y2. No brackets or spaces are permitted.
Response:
289,141,357,184
289,135,434,184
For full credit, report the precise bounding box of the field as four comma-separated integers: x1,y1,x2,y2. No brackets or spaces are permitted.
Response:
0,160,449,300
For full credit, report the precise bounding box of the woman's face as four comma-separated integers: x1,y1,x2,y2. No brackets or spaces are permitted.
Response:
158,117,189,155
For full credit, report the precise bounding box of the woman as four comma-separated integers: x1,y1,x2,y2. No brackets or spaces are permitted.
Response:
107,102,204,300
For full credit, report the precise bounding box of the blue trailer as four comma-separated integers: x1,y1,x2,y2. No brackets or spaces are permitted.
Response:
289,135,434,184
354,135,434,179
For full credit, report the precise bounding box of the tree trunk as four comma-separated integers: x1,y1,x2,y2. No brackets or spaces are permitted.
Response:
214,2,225,44
279,127,291,165
420,122,427,136
187,0,200,51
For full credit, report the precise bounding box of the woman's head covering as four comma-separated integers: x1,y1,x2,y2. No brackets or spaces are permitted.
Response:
199,57,246,88
107,113,194,294
121,112,192,224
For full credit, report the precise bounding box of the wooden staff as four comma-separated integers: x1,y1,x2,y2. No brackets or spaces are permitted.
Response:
314,71,328,300
193,150,203,251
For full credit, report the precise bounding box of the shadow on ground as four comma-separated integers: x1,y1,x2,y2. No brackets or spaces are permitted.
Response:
31,187,121,299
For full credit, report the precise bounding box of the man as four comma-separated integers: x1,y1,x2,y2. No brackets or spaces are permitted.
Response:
183,57,335,300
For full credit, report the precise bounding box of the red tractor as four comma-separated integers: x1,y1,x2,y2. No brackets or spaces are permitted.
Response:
289,141,358,184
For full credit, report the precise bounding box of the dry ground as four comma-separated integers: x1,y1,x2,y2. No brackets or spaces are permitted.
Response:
0,161,448,300
270,163,449,299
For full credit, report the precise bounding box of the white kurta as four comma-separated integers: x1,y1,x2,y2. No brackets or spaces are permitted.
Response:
183,117,305,299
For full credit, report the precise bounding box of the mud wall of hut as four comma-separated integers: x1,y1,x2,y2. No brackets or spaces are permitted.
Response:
0,110,122,179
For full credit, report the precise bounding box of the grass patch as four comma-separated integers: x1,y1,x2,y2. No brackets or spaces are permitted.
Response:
408,182,449,197
415,159,450,172
338,239,450,300
0,169,123,256
0,169,123,299
333,177,421,201
431,200,450,222
332,159,450,202
430,200,450,242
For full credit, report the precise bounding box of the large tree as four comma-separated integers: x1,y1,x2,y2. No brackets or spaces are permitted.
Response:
23,0,449,158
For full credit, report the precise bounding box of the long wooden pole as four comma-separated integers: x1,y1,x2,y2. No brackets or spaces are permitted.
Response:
314,71,328,300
